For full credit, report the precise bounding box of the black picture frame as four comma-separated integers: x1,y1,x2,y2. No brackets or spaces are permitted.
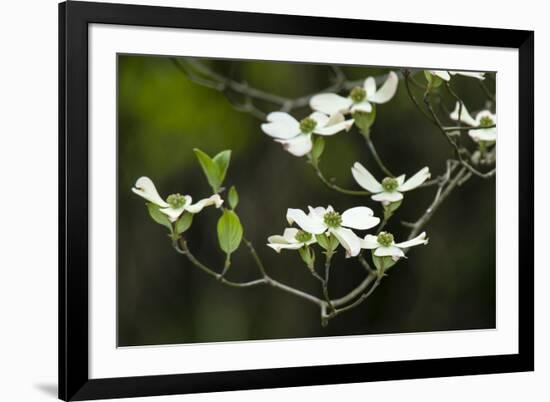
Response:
59,1,534,400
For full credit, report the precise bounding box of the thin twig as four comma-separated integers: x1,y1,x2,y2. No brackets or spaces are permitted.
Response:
364,134,394,177
328,278,381,318
442,125,496,131
311,162,370,196
402,69,436,123
405,166,469,242
323,251,335,312
479,79,496,102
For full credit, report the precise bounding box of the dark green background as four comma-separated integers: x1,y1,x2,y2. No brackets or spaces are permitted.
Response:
117,55,496,347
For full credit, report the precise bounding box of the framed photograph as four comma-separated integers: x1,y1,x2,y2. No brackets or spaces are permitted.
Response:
59,1,534,400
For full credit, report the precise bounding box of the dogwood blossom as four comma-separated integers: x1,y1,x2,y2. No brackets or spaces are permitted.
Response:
427,70,486,81
449,102,497,143
351,162,431,205
132,176,223,222
261,111,353,156
267,228,317,253
286,205,380,257
309,71,399,116
361,231,428,261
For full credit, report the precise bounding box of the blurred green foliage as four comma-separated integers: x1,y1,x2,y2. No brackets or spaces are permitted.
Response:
118,55,495,346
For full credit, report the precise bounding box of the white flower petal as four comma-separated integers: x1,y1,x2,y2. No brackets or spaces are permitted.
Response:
449,101,477,127
286,208,327,235
351,162,383,193
159,206,185,222
396,174,406,187
282,228,300,243
350,101,373,113
267,242,303,253
398,167,431,192
185,194,223,214
308,206,327,219
261,112,301,139
363,76,377,96
314,119,354,136
132,176,169,207
374,246,405,258
275,134,313,157
267,235,287,244
469,127,497,142
360,234,380,249
310,93,352,115
451,71,486,80
371,191,404,203
341,206,380,230
309,111,330,128
368,71,398,104
331,227,362,258
429,70,451,81
326,112,344,125
394,232,429,249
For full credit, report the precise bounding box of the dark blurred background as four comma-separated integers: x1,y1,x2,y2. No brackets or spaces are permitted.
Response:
117,55,495,347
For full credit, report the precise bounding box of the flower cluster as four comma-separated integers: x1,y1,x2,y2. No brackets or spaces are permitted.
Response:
261,111,353,156
361,231,428,261
261,72,399,156
310,72,399,116
132,176,223,222
267,204,427,267
450,101,497,143
351,163,431,206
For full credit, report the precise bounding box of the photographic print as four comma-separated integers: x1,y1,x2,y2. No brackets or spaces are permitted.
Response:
118,55,496,347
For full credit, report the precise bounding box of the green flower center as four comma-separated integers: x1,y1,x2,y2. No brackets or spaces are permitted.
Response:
166,193,186,209
377,231,394,247
479,116,494,127
381,177,399,192
295,230,312,243
299,117,317,133
349,86,366,103
323,211,342,228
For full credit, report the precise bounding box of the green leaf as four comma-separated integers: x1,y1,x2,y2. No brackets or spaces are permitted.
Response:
217,209,243,255
383,199,402,220
424,71,443,88
423,70,433,83
175,212,193,235
146,203,172,231
310,137,325,165
372,254,397,274
315,233,329,250
298,246,315,270
352,106,377,135
315,233,338,252
194,148,222,193
228,186,239,210
213,150,231,185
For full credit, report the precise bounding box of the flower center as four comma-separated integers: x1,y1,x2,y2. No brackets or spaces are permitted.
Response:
295,230,312,243
299,117,317,133
381,177,399,192
323,211,342,228
349,86,366,103
166,193,186,209
377,231,394,247
479,116,494,127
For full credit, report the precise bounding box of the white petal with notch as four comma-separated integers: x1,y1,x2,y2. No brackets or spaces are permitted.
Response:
132,176,170,207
